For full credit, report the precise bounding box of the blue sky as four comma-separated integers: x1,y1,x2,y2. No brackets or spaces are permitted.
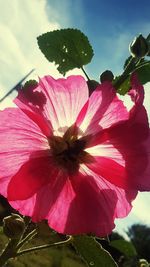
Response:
46,0,150,78
0,0,150,237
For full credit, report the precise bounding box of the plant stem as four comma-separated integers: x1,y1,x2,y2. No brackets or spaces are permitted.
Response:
17,236,73,256
81,66,90,81
17,229,37,250
134,60,150,71
0,235,72,266
0,239,18,267
114,57,136,90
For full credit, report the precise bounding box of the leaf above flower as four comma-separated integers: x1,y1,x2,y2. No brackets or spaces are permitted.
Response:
37,28,94,75
146,33,150,56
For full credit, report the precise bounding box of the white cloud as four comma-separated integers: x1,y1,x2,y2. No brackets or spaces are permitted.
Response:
131,193,150,223
115,192,150,238
0,0,85,109
0,0,60,109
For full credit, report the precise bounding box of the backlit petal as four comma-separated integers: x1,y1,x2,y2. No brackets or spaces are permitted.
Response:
0,108,49,197
7,157,59,200
80,82,129,134
15,75,89,134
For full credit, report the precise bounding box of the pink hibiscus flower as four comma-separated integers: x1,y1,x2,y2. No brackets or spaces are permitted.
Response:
0,73,149,237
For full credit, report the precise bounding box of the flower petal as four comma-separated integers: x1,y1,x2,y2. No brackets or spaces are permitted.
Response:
9,171,117,236
8,166,137,236
9,171,67,221
86,80,150,191
7,157,59,200
47,171,117,236
81,166,137,219
86,119,150,191
129,72,144,105
0,108,49,196
80,82,129,135
15,75,89,134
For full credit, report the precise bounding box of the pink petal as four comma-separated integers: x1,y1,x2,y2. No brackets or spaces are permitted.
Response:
47,171,117,236
80,81,129,135
21,109,52,137
76,100,89,127
129,74,149,131
9,171,117,236
129,72,144,105
86,116,150,191
0,108,49,197
8,169,136,236
9,171,67,221
7,157,58,200
86,81,150,192
15,75,89,133
131,133,150,191
81,166,137,219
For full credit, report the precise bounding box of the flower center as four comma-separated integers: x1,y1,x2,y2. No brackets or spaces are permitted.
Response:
49,125,93,174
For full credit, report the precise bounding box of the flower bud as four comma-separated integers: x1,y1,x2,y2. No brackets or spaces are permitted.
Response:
87,80,99,95
139,259,149,267
3,214,25,239
129,34,149,58
100,70,114,83
22,79,46,108
23,79,38,91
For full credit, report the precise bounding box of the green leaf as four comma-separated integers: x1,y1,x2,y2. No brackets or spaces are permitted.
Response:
37,28,94,75
147,34,150,42
73,235,118,267
110,240,137,258
123,56,132,70
146,34,150,56
113,76,131,95
136,61,150,84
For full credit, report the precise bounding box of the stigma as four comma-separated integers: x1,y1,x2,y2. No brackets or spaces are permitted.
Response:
49,125,94,174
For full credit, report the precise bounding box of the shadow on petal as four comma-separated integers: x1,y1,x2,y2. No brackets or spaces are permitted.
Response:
64,173,118,237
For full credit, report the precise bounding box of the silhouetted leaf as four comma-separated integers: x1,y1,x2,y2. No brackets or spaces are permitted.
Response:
113,76,130,95
123,56,132,69
110,240,137,258
37,28,94,75
73,235,118,267
146,34,150,56
136,61,150,84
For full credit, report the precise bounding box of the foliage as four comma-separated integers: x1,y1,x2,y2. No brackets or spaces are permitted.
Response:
110,240,137,258
0,223,86,267
136,61,150,84
73,235,117,267
37,28,94,75
127,224,150,261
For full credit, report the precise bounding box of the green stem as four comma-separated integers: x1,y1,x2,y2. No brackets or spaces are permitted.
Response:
0,235,72,267
114,57,136,90
0,239,19,267
135,58,143,66
81,66,90,81
134,60,150,71
106,235,110,243
114,57,150,91
123,56,136,74
17,236,73,257
17,229,37,250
